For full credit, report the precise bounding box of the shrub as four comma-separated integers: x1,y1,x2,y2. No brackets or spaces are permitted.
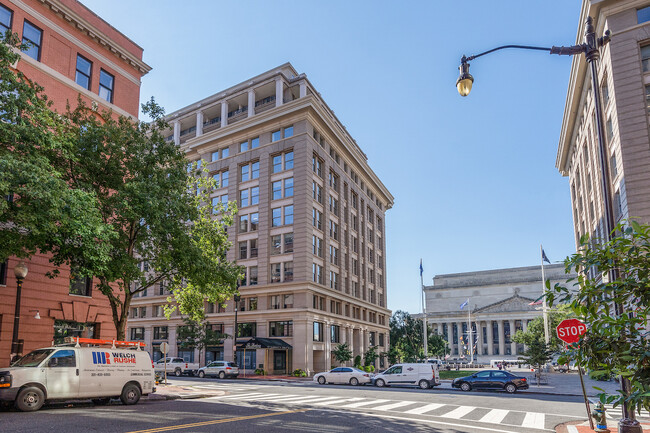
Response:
292,369,307,377
588,370,612,381
254,368,266,376
354,355,362,368
364,365,375,373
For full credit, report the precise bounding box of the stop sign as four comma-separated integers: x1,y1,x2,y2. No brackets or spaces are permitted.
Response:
556,319,587,344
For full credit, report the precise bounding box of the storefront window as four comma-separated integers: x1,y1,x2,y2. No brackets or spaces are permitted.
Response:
53,320,96,344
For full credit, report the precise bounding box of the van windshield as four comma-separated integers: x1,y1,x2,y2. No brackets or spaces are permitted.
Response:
12,349,54,367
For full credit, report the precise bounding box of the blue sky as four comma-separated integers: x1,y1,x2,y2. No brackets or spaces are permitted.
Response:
81,0,583,315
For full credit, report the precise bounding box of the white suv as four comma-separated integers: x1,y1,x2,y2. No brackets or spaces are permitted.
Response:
197,361,239,379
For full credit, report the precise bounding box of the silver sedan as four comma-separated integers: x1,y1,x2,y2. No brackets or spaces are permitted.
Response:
313,367,372,386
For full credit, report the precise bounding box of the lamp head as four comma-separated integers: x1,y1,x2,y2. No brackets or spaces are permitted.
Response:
14,261,28,279
234,294,241,302
456,56,474,97
34,311,41,320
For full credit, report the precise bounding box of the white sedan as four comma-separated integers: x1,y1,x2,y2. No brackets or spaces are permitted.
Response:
313,367,372,386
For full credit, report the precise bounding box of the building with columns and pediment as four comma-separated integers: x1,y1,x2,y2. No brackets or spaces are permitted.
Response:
422,264,575,363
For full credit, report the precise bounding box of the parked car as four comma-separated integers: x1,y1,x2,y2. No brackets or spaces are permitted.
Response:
197,361,239,379
452,370,528,393
314,367,372,385
427,359,445,367
0,340,155,411
154,357,199,377
373,363,440,389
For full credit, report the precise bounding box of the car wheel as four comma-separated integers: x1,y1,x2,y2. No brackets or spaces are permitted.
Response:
375,378,386,387
92,398,111,405
174,368,182,377
317,376,326,385
418,379,430,390
350,377,359,386
15,387,45,412
120,383,141,405
219,371,226,379
198,371,205,378
460,382,471,392
505,383,517,394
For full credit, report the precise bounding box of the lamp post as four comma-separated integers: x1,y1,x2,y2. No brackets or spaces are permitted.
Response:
233,292,241,365
10,261,29,363
457,17,640,433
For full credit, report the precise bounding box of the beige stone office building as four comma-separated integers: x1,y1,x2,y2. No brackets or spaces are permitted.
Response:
127,63,393,374
558,0,650,245
421,264,573,363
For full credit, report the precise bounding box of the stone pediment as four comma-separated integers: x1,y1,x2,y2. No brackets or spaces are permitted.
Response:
474,293,539,314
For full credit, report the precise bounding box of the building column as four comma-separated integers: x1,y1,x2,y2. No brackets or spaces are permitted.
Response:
509,319,516,356
522,319,529,352
220,101,228,128
487,320,494,356
247,89,255,117
498,320,505,357
325,321,332,371
173,120,180,146
476,321,483,357
196,111,203,137
299,80,307,98
275,77,283,107
456,321,464,356
436,322,442,336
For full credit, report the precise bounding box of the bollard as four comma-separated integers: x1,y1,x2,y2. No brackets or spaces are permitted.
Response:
591,402,610,433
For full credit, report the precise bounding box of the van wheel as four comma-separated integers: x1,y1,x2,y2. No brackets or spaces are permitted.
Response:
349,377,359,386
375,379,386,387
198,371,205,378
120,384,141,405
174,368,182,377
15,387,45,412
460,382,471,392
505,383,517,394
418,379,430,390
92,398,111,405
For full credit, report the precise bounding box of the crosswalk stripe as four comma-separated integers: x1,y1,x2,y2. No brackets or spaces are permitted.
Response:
522,412,546,429
249,394,299,401
404,403,444,415
287,396,343,405
567,426,579,433
311,397,364,406
340,399,390,408
262,395,325,403
479,409,509,424
219,392,269,400
440,405,475,419
372,401,416,412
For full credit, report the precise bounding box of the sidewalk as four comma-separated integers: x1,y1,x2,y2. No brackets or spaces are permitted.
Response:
556,420,650,432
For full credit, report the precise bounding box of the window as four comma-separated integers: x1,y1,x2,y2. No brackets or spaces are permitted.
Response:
312,155,323,178
240,189,249,207
611,155,618,178
313,322,324,342
379,333,385,346
312,263,323,284
284,205,293,224
153,326,168,340
312,208,322,230
272,151,293,173
0,4,11,33
284,262,293,282
272,181,282,200
601,79,609,108
329,220,339,240
329,195,338,215
211,151,220,162
329,171,339,191
272,207,282,227
239,241,248,260
238,323,256,338
330,325,340,343
75,55,92,90
0,260,7,285
639,6,650,24
239,215,249,233
249,267,258,286
284,232,293,253
250,239,258,258
643,45,650,73
284,177,294,197
69,269,92,297
249,297,258,310
269,321,293,337
99,69,114,103
251,137,259,149
270,295,280,309
22,20,42,61
48,350,76,368
239,141,248,152
213,170,228,188
271,129,282,142
312,235,323,257
271,235,282,255
250,213,259,231
329,245,339,265
646,85,650,114
284,126,293,138
130,328,144,340
270,263,281,283
312,182,323,203
606,117,613,143
329,271,339,290
222,147,230,158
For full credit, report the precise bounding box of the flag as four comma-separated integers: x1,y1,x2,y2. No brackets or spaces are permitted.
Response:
419,259,423,277
460,298,469,310
528,299,543,306
541,249,551,264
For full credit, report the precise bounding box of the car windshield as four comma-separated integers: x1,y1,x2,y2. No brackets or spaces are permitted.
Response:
12,349,54,367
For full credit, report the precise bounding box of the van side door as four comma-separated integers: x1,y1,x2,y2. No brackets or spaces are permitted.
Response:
45,349,80,399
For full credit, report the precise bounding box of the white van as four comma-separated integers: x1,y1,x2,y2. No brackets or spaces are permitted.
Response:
373,363,440,389
0,338,155,411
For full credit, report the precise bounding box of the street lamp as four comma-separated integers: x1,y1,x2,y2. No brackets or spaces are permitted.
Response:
456,17,641,433
11,261,28,363
233,290,241,365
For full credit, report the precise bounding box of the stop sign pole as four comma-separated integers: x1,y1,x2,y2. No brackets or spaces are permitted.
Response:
556,319,593,430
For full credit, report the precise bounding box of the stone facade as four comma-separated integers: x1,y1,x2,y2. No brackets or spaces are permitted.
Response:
422,264,573,362
127,63,394,374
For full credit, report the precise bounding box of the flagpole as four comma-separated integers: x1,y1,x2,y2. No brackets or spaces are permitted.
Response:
468,302,474,364
421,259,428,360
541,245,550,345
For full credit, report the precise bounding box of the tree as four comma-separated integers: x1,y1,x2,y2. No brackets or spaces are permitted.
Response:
427,331,450,358
331,343,352,366
177,318,227,366
389,310,424,362
546,220,650,414
512,304,573,351
518,340,554,385
0,33,112,269
363,346,379,367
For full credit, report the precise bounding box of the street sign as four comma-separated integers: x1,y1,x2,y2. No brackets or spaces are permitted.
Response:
556,319,587,344
160,342,169,354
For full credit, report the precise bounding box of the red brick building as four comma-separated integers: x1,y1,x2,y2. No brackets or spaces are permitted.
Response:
0,0,150,366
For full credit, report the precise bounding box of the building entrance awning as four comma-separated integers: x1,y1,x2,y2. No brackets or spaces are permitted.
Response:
237,337,292,349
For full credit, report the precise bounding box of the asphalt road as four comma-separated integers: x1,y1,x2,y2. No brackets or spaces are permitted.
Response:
1,377,596,433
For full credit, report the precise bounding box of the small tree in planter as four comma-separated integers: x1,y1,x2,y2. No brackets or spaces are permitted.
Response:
331,343,353,366
364,346,379,369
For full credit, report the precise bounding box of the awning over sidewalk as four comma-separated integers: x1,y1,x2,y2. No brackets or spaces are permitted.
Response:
237,337,292,349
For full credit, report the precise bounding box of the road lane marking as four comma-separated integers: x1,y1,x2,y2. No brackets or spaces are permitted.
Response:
566,426,579,433
404,403,444,415
372,401,416,411
218,392,269,399
340,399,390,408
256,394,314,402
440,405,475,419
250,394,301,401
480,409,509,424
522,412,545,429
126,409,309,433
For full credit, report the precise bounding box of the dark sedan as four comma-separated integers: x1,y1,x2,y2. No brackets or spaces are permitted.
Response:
452,370,529,393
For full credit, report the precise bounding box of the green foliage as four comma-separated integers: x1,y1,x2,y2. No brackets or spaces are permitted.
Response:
254,368,266,376
176,317,226,364
363,346,379,366
518,339,554,371
428,331,450,358
363,365,375,372
512,304,573,351
440,370,480,380
546,220,650,414
353,355,362,369
292,369,307,377
331,343,352,366
389,310,424,362
588,370,613,381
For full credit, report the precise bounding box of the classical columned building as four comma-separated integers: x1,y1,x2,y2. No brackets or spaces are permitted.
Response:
422,264,574,362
